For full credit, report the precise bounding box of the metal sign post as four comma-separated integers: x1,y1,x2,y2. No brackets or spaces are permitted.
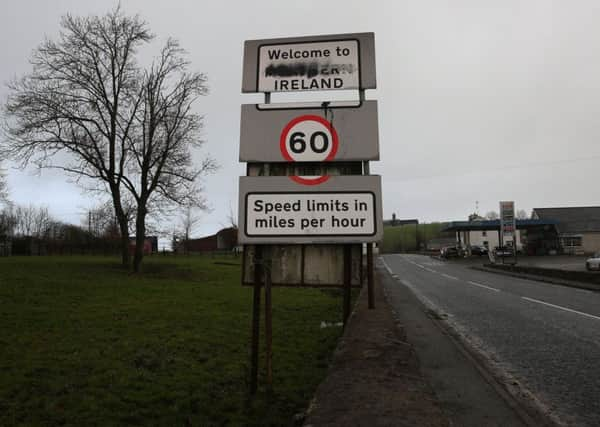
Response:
363,158,375,309
240,32,380,395
249,245,262,395
343,244,352,324
264,248,273,389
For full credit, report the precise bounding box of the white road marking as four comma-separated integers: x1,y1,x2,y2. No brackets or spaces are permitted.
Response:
521,296,600,321
424,267,437,273
415,264,425,269
380,258,394,275
467,281,501,292
399,279,442,313
400,279,412,287
442,273,459,280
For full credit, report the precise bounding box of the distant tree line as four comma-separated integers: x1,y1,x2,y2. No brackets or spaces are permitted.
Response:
0,203,123,256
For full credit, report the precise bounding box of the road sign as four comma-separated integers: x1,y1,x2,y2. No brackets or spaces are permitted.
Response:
242,33,376,93
280,115,338,162
238,175,383,244
240,32,380,393
239,101,379,162
500,201,516,237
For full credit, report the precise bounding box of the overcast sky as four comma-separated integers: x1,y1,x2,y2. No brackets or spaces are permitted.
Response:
2,0,600,243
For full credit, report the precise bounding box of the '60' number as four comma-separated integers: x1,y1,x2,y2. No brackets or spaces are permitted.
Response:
289,131,329,154
280,115,339,162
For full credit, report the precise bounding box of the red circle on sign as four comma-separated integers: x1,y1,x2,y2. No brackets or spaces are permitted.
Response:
279,115,339,162
290,175,331,185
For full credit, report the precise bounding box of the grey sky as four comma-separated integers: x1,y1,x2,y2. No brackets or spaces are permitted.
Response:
2,0,600,240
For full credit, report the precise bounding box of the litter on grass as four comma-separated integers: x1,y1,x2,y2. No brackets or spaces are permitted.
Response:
320,321,343,329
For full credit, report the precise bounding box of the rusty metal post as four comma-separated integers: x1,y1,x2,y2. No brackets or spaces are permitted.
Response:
264,248,273,389
362,158,375,309
367,243,375,309
250,245,262,395
343,244,352,326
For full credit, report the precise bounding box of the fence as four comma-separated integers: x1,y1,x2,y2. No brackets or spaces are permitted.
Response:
0,240,11,256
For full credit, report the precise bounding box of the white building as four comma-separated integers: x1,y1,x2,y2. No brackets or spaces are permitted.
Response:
462,228,523,251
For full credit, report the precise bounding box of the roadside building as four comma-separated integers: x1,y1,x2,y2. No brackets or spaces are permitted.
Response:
216,227,238,250
383,216,418,227
176,227,238,254
443,219,525,252
532,207,600,254
442,219,560,255
443,206,600,255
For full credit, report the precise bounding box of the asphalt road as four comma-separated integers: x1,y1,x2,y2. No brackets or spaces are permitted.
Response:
381,253,600,427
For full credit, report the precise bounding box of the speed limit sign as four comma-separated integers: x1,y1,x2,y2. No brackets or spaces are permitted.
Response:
280,115,339,162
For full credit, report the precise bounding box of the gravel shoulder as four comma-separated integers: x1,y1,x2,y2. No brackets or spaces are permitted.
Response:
304,265,449,427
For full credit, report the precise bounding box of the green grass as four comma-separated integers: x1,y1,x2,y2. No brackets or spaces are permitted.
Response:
0,255,347,426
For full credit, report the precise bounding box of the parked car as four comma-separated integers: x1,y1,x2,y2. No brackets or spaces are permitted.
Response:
440,246,459,258
470,245,488,256
586,253,600,271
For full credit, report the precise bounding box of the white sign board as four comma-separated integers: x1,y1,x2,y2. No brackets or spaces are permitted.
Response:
246,193,376,237
239,101,379,162
258,40,359,92
238,175,383,244
242,33,376,93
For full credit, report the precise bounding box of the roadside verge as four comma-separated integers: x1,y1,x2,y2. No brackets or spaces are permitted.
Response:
379,261,543,427
303,266,449,426
473,265,600,292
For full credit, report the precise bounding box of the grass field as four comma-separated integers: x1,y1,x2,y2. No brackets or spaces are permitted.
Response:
0,255,348,426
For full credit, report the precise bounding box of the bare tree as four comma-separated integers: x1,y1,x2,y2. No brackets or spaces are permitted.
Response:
123,40,216,272
485,211,499,220
0,166,8,205
224,202,238,230
2,8,152,266
32,206,51,238
85,203,112,237
12,204,52,237
179,204,202,254
0,206,16,239
14,204,35,236
84,200,134,238
516,209,529,220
